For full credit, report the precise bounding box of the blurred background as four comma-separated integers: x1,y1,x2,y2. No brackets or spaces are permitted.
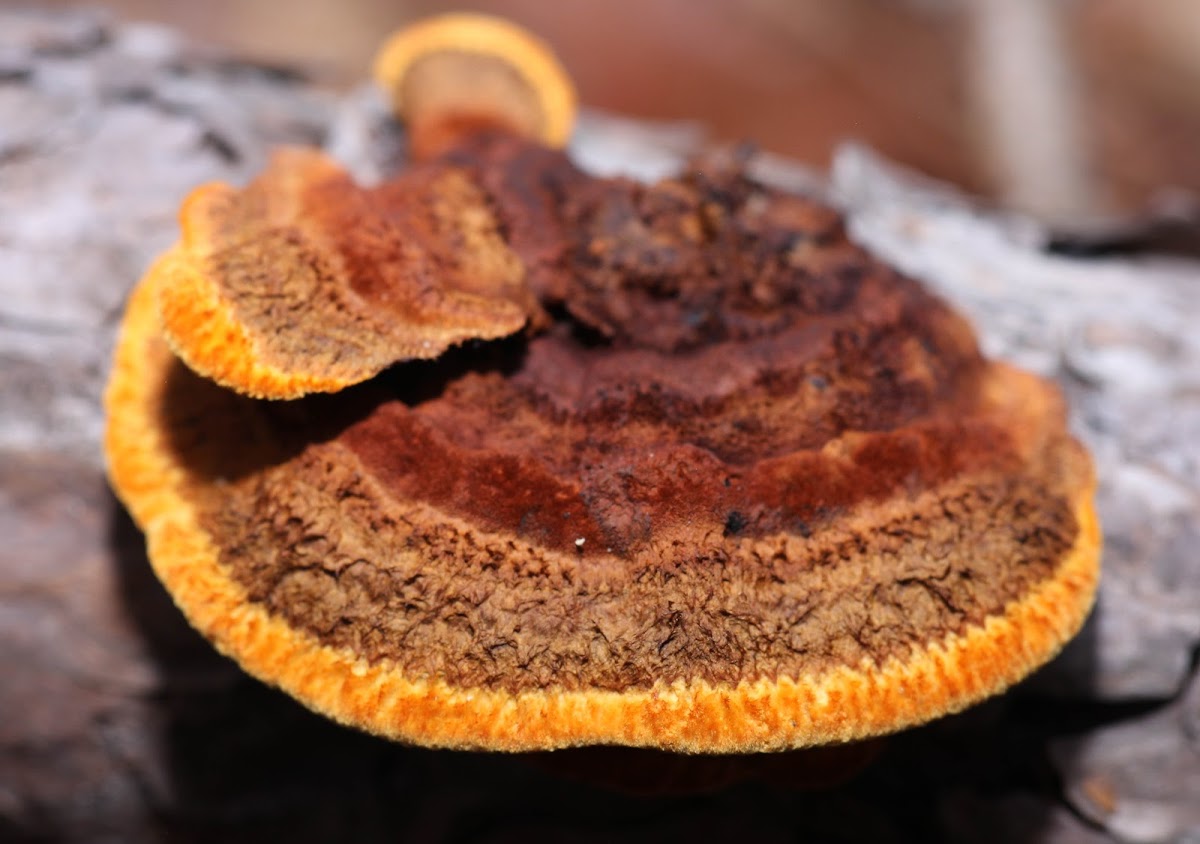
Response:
39,0,1200,221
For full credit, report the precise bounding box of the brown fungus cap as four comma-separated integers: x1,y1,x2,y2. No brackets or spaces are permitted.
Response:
105,128,1100,753
154,13,577,401
154,146,538,399
373,12,577,159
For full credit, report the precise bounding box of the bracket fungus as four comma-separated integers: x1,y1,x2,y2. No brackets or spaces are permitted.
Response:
105,14,1101,754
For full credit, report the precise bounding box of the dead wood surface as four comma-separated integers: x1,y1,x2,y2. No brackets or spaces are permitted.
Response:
1,8,1197,843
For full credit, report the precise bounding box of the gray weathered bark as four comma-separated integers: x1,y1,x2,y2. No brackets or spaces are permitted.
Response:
2,8,1197,843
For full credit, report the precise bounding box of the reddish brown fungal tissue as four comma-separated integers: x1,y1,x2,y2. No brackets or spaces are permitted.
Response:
153,146,537,399
105,17,1100,754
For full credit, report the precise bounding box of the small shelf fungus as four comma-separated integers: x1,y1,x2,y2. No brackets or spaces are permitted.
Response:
105,13,1101,754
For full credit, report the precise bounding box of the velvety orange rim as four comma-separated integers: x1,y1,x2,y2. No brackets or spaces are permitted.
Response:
152,245,360,400
106,275,1102,753
154,155,363,400
373,12,577,148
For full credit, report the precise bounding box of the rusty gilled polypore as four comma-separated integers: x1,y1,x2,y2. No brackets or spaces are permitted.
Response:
105,129,1100,753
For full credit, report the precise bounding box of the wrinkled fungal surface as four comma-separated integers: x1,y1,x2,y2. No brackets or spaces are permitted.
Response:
154,135,1090,694
154,145,537,397
107,130,1098,751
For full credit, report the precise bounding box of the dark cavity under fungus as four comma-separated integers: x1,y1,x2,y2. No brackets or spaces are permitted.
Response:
167,133,1088,694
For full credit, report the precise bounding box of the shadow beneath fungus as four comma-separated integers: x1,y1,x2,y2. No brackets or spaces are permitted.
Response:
156,353,383,490
376,331,530,408
518,741,884,795
109,480,1098,843
159,357,312,484
158,332,530,486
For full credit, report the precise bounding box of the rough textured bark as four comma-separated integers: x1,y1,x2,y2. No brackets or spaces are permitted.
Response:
1,8,1197,843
